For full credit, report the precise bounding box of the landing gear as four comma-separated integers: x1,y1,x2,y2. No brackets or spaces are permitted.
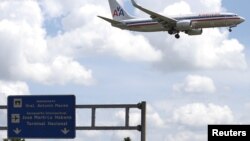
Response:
168,30,174,35
168,29,180,39
229,25,236,32
175,34,180,39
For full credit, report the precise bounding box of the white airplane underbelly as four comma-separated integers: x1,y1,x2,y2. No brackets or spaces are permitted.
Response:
192,18,240,28
192,19,227,28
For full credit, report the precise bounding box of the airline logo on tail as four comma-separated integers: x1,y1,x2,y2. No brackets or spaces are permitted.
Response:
113,7,125,17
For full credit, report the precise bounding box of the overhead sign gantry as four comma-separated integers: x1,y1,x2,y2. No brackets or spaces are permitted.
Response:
0,95,146,141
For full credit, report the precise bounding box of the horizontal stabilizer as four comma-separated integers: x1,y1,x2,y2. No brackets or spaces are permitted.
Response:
97,16,122,25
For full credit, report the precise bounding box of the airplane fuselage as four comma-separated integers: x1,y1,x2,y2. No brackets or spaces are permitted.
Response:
117,13,244,32
99,0,245,38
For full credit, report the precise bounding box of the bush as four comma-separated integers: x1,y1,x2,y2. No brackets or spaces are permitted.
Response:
124,137,131,141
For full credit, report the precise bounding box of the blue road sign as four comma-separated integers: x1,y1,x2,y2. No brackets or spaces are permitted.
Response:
7,95,75,139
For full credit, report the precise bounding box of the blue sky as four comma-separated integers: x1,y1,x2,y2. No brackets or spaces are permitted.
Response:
0,0,249,140
223,0,249,46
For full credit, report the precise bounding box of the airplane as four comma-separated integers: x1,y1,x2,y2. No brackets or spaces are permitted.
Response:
98,0,245,39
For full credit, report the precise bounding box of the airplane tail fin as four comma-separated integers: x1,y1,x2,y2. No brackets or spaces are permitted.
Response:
108,0,133,21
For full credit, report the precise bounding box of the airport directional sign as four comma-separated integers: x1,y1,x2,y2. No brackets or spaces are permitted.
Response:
7,95,75,139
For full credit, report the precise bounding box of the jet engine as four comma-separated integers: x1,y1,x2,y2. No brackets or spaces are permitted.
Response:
176,20,192,30
185,28,203,35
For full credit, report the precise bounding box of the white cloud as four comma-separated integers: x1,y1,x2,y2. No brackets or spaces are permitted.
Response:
134,0,223,18
40,0,107,18
130,0,247,71
147,105,165,128
61,4,106,31
173,75,216,94
0,1,43,26
153,29,247,71
0,133,7,141
115,104,165,128
0,0,94,85
0,0,247,140
173,103,234,127
0,81,30,105
48,3,163,63
163,1,192,15
114,104,167,141
39,0,63,18
191,0,222,12
18,55,94,85
165,130,205,141
0,81,30,96
42,0,247,72
245,103,250,110
104,30,162,62
0,80,30,138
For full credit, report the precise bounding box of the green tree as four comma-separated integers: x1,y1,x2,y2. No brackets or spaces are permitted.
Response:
124,137,131,141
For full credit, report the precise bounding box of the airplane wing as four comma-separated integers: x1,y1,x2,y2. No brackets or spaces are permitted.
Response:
131,0,177,27
97,16,123,25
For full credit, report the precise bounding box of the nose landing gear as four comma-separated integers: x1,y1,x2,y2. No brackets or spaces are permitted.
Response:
229,25,237,32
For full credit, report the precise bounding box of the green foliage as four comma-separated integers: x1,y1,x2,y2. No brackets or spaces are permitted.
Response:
124,137,131,141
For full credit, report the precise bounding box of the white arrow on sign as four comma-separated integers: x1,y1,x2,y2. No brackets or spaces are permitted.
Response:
13,128,22,135
61,128,70,135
